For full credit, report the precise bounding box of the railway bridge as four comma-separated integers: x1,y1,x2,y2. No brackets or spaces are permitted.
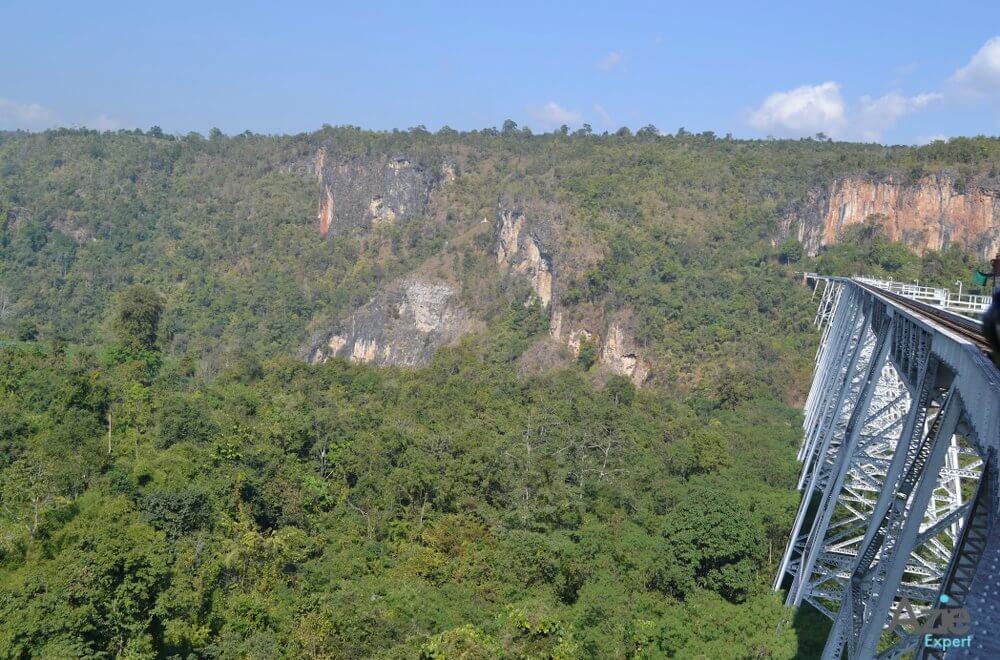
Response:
774,275,1000,659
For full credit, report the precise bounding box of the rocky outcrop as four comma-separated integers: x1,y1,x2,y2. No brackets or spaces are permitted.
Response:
782,173,1000,258
308,278,476,367
495,206,553,306
565,327,593,355
549,310,563,340
306,191,650,384
491,203,650,385
3,205,95,244
53,214,95,243
601,323,649,386
550,314,650,386
315,148,449,235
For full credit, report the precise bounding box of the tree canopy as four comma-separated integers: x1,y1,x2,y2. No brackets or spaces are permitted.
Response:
2,126,994,657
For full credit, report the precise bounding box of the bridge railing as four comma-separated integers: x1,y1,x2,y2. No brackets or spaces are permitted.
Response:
824,274,990,318
778,276,1000,659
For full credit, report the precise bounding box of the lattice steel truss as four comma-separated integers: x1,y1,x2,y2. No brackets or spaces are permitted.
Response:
775,277,1000,659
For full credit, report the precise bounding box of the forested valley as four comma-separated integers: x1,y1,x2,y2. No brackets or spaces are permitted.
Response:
1,126,998,658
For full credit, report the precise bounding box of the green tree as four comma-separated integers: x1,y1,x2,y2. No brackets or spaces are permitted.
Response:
15,319,38,341
0,455,59,540
0,495,171,657
668,430,732,478
654,491,766,602
778,238,803,264
577,339,598,369
112,285,164,353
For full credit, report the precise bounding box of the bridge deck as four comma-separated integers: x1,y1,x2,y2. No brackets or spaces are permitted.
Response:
853,280,991,354
776,276,1000,659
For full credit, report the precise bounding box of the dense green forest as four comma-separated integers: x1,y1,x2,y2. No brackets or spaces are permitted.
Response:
1,127,998,657
2,128,995,369
0,293,817,658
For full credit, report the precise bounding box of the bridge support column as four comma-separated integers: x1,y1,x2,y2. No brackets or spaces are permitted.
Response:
799,290,867,484
786,313,893,607
777,291,870,590
802,282,848,457
779,277,998,658
823,368,962,659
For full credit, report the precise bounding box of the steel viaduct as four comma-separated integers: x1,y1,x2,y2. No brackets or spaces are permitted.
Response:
774,275,1000,659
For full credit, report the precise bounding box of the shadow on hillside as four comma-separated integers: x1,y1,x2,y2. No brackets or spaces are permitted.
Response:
791,601,832,659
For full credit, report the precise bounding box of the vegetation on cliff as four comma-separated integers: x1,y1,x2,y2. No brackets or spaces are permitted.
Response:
1,126,997,657
1,128,995,378
0,292,812,657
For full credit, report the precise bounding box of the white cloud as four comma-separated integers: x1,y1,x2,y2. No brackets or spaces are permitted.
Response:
748,83,941,141
0,98,57,129
92,114,123,131
596,51,624,72
593,104,613,126
854,91,942,141
748,82,846,137
0,101,131,132
951,36,1000,95
915,134,949,146
747,38,1000,142
530,101,582,127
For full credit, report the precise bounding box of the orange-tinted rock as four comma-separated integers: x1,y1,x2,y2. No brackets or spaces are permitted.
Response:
318,187,334,235
313,149,442,236
784,174,1000,259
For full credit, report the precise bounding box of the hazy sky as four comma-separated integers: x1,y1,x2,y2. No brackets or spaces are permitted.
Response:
3,1,1000,144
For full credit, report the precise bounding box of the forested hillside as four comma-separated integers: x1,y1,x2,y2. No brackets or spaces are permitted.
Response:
2,128,995,383
1,127,998,657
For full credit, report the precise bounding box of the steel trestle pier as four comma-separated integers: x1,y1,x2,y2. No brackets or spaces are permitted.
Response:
774,276,1000,659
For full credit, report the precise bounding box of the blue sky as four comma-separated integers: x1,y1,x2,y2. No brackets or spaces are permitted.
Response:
2,1,999,144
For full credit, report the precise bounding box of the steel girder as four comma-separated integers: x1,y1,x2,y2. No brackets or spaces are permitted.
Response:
785,310,890,607
776,289,871,589
822,371,966,659
798,288,868,486
777,277,996,659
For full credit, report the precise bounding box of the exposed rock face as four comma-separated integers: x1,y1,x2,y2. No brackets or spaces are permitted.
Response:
553,319,649,386
601,323,650,386
549,310,563,340
496,208,525,268
53,215,95,243
305,190,652,384
491,204,651,385
566,328,593,356
782,174,1000,258
314,148,443,235
308,278,475,367
495,207,554,306
5,204,94,244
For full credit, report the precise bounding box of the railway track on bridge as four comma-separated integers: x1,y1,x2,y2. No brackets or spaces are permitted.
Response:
854,279,992,355
780,275,1000,658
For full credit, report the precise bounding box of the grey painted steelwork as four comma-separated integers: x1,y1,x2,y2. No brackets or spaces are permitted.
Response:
774,276,1000,659
852,276,990,319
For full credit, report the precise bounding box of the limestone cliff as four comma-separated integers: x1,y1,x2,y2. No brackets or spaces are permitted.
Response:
314,148,449,235
601,323,650,385
782,173,1000,258
307,277,476,367
543,318,650,386
306,181,650,383
494,206,554,306
493,202,649,385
